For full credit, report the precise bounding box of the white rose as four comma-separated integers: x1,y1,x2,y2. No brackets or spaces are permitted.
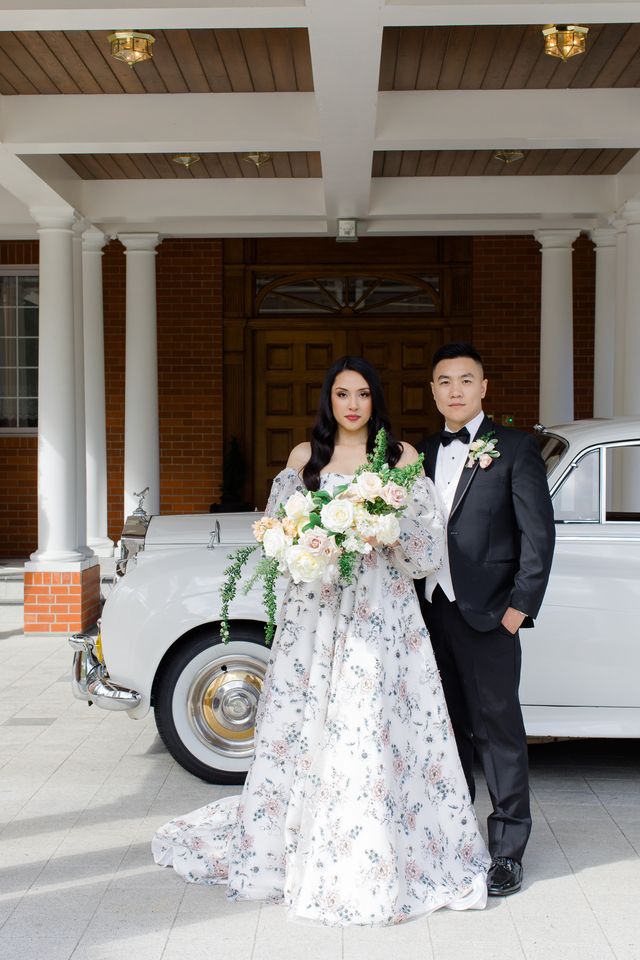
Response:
285,545,327,583
353,505,379,539
376,513,401,546
380,481,408,509
355,471,384,502
262,524,290,559
320,498,354,533
285,491,312,522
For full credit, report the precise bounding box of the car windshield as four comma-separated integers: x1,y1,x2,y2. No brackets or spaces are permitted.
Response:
534,433,569,476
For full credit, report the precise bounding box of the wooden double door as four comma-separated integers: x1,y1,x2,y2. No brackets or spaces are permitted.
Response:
252,322,448,507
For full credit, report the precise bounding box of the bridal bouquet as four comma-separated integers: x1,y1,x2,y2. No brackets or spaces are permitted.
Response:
220,429,424,645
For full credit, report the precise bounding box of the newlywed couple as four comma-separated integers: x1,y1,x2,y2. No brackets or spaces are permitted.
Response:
153,343,555,925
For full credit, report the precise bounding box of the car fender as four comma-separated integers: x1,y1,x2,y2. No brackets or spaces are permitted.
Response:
100,545,281,716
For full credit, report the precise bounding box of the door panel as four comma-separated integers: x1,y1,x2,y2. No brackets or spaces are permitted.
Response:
253,327,348,506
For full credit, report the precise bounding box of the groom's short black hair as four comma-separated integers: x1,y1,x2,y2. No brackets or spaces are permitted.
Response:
431,342,483,375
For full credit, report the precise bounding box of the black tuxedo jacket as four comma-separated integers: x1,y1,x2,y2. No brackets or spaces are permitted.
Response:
417,417,555,632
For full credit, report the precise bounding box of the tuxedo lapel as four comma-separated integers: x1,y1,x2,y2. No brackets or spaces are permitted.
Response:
449,414,494,520
423,436,439,481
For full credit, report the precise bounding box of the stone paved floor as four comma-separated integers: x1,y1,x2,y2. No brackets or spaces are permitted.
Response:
1,603,639,960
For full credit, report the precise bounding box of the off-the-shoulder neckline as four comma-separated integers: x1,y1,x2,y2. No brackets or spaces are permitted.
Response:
276,467,354,478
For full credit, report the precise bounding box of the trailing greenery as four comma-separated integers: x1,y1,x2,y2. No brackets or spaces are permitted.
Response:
219,545,257,644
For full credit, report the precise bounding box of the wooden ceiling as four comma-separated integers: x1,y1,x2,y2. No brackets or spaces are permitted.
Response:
372,148,636,177
0,28,313,95
2,22,637,181
63,152,322,180
379,24,640,89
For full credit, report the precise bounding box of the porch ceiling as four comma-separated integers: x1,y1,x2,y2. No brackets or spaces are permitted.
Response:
0,1,639,239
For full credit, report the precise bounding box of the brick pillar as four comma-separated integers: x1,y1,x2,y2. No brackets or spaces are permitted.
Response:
24,563,100,634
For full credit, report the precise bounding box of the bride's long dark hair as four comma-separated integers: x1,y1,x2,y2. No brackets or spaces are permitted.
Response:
302,355,403,491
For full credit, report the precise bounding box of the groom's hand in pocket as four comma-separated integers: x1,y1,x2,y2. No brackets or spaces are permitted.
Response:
501,606,526,635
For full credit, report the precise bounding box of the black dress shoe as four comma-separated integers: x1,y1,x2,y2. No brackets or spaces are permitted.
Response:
487,857,523,896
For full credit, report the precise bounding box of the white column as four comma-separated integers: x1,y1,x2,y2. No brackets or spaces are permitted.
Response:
30,207,82,561
83,228,114,556
612,218,627,417
534,229,580,426
622,200,640,416
589,227,617,418
119,233,161,518
72,220,91,557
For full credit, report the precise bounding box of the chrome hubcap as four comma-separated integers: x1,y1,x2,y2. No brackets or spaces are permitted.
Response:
187,653,266,758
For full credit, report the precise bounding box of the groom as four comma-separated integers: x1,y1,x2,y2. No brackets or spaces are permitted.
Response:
418,342,555,896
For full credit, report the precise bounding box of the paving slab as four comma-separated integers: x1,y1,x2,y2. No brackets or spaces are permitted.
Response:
0,605,639,960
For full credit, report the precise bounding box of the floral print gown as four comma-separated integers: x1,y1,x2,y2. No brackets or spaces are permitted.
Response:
152,469,490,925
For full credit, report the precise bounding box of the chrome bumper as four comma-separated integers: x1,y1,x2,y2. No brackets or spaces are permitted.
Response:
69,633,141,711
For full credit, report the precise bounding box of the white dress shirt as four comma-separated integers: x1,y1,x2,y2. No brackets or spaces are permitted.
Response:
425,410,485,602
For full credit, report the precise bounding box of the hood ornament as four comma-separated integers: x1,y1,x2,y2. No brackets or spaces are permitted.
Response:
132,487,150,517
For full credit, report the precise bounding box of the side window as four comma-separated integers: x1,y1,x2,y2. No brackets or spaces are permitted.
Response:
605,445,640,522
553,449,600,523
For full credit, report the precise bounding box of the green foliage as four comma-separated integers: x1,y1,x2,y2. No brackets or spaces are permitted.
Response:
219,545,257,644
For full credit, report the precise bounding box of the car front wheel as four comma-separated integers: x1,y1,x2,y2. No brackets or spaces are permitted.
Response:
153,626,270,783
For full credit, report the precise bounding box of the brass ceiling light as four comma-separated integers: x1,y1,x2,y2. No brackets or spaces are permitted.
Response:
494,150,525,164
108,31,155,67
542,25,588,61
172,153,201,169
243,152,273,169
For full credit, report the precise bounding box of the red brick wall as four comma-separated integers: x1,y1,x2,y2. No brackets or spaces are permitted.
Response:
103,238,224,542
0,241,39,555
573,233,596,420
472,235,543,429
472,234,595,429
103,240,126,544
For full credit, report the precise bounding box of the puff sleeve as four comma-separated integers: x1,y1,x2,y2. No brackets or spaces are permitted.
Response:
383,476,445,580
264,468,306,518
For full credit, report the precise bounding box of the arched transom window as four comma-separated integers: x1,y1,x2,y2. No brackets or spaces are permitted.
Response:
256,273,440,316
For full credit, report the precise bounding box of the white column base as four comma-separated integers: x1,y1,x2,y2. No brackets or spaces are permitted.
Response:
87,537,115,558
29,548,84,563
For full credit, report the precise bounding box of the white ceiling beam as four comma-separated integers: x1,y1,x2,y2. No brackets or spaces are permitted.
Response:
0,1,308,31
365,216,596,235
306,0,383,227
376,90,640,151
1,93,319,155
104,217,328,237
370,175,615,217
80,177,325,224
0,144,77,215
384,2,640,26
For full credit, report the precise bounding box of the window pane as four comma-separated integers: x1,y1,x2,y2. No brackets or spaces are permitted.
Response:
0,368,17,396
18,367,38,397
0,305,16,337
18,307,38,337
18,276,39,307
0,397,17,427
0,277,16,307
553,449,600,522
535,434,569,476
606,445,640,520
18,398,37,428
18,338,38,366
0,337,17,366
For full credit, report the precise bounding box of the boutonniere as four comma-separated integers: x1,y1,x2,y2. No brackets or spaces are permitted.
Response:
466,431,500,470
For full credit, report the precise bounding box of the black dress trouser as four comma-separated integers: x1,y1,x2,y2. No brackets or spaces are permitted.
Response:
421,585,531,863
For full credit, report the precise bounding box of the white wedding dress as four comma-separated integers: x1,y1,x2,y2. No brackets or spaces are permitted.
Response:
152,469,490,925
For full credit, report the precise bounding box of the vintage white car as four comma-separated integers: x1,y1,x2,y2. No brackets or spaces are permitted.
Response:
69,418,640,783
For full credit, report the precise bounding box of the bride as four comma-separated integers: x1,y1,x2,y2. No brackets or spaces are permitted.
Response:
152,356,490,925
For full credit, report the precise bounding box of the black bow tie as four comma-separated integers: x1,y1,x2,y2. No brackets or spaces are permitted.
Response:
440,427,471,446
